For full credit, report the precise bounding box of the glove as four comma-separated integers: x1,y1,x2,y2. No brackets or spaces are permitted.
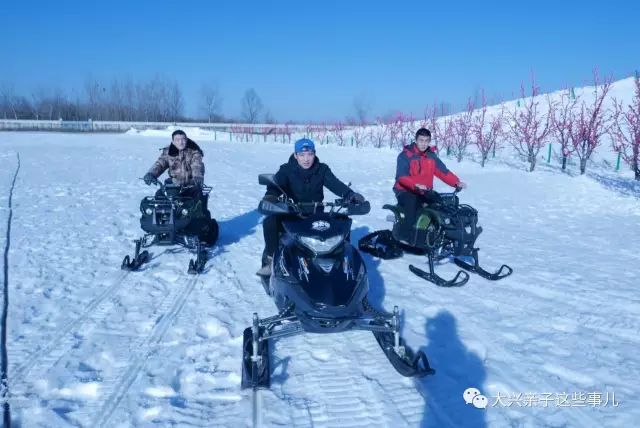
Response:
346,192,365,204
143,173,157,186
193,177,204,188
263,194,279,203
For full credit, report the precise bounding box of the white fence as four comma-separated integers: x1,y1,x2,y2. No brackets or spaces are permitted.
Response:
0,119,310,133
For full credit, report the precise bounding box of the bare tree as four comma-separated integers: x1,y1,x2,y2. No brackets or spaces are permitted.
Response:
84,78,107,120
165,80,184,122
199,83,222,122
506,77,553,172
551,88,579,171
106,80,120,121
439,101,452,116
611,74,640,180
30,88,45,120
264,110,276,124
369,118,389,148
347,117,367,147
0,83,20,119
451,98,475,162
569,71,612,175
241,88,263,123
135,76,173,122
353,93,372,124
471,90,503,167
19,86,67,120
384,114,402,149
425,102,441,146
313,123,329,145
439,116,456,156
121,78,136,121
330,122,347,146
401,113,417,146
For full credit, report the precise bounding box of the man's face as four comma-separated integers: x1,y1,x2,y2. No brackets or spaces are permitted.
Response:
173,134,187,151
294,150,315,169
416,135,431,152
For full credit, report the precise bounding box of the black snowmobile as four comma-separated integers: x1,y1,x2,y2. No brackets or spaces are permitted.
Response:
241,174,435,390
359,188,512,287
121,178,219,274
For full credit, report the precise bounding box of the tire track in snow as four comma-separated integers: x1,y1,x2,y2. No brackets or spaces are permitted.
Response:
105,251,258,427
91,274,200,428
10,270,131,383
265,329,426,428
2,152,20,427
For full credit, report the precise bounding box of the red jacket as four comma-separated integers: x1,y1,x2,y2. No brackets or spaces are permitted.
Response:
394,143,460,194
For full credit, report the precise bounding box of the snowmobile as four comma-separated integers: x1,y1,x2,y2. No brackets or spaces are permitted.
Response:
359,188,512,287
241,174,435,390
121,178,219,274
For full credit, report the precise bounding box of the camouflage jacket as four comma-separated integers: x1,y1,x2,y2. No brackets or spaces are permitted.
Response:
147,138,205,186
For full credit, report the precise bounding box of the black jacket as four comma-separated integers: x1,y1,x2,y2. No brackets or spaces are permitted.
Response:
265,155,353,203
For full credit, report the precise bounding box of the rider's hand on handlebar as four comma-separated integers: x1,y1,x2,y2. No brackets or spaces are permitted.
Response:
263,194,279,204
143,173,157,186
456,181,467,190
346,192,365,204
414,184,430,195
193,177,204,188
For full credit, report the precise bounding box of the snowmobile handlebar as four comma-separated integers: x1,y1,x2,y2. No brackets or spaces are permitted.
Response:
140,177,211,195
259,197,370,217
258,173,369,216
437,187,462,198
297,199,371,216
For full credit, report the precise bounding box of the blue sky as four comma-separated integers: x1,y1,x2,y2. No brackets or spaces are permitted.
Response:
2,0,638,122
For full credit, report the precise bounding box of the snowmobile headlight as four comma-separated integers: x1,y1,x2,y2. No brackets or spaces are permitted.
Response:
145,208,153,215
181,208,189,216
298,234,343,255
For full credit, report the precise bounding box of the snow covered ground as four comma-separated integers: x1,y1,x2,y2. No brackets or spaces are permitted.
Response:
0,131,639,427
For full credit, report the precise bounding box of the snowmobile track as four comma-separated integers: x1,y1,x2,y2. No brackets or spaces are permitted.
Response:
11,270,131,382
91,275,200,427
266,330,426,427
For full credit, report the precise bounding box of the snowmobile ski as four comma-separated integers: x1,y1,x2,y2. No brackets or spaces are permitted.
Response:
121,239,150,271
241,316,271,389
409,264,469,287
453,249,512,281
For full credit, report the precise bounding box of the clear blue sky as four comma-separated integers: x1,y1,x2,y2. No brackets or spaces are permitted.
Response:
2,0,638,122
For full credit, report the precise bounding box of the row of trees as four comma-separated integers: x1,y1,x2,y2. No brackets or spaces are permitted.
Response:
320,72,637,179
2,73,638,179
0,79,272,124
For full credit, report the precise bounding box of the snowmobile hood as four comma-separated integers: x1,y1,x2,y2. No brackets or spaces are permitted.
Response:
282,212,351,243
272,242,367,310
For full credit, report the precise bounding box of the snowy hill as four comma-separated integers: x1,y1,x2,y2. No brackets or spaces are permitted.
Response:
0,131,639,427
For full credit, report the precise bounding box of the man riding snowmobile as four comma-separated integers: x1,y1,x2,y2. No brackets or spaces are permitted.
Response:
242,173,435,390
121,130,218,274
256,138,365,276
359,127,512,286
394,127,466,245
142,129,217,246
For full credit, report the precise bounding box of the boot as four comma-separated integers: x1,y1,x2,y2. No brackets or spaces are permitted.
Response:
393,221,413,246
256,255,273,277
